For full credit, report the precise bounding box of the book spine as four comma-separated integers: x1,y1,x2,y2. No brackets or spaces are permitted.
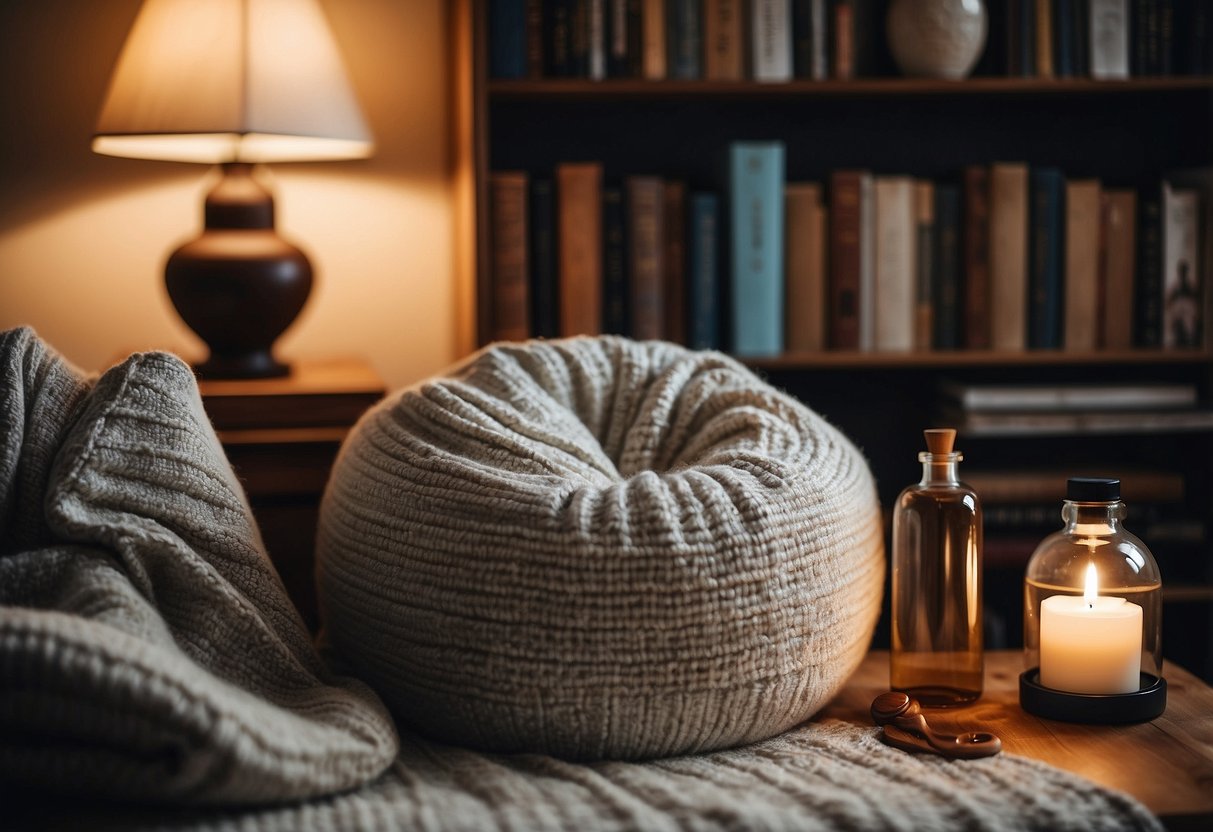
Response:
607,0,630,76
730,141,786,356
602,185,629,334
1036,0,1055,77
704,0,745,79
829,170,864,349
489,171,531,341
793,0,813,78
963,165,991,349
627,176,667,340
810,0,830,79
934,183,963,350
873,176,917,352
545,0,574,76
1027,167,1064,350
785,183,827,352
528,178,559,338
1054,0,1074,77
626,0,645,76
557,162,604,336
1100,189,1137,349
663,181,688,344
666,0,703,79
914,180,936,351
527,0,546,77
1073,0,1090,75
569,0,592,75
989,162,1030,351
1157,0,1173,75
1089,0,1129,78
589,0,607,79
1135,187,1163,346
858,174,876,350
753,0,794,81
490,0,530,79
688,193,721,350
1161,182,1202,347
1064,179,1102,351
833,0,854,79
643,0,668,78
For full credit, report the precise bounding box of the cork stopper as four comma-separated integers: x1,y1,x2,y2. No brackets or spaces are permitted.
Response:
924,429,956,455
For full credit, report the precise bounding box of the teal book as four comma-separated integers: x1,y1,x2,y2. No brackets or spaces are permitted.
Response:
1028,167,1065,350
729,141,786,356
688,192,720,350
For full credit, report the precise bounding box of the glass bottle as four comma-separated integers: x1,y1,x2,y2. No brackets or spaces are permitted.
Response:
891,428,983,706
1024,477,1162,684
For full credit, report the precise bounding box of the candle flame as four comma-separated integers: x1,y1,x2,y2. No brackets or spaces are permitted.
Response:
1083,562,1099,608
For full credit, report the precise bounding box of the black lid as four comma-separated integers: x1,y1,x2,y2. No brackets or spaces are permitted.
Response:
1066,477,1121,502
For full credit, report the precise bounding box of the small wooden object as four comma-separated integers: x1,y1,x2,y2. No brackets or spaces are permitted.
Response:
871,692,1002,759
923,428,956,455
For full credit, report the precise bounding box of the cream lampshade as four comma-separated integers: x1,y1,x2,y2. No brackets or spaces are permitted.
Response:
94,0,374,378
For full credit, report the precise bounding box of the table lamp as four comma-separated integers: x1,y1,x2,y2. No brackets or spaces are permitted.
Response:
93,0,374,378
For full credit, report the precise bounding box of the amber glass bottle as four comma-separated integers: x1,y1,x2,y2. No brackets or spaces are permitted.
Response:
890,428,983,706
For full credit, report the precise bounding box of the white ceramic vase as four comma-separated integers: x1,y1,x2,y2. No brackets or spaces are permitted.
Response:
886,0,988,79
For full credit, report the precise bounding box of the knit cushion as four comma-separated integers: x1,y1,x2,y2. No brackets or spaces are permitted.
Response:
317,337,884,761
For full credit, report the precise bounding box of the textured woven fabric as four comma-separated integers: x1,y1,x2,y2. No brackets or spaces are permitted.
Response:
0,329,1164,831
12,720,1162,832
0,327,398,804
318,337,887,760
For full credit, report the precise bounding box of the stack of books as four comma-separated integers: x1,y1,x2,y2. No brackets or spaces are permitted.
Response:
939,380,1213,436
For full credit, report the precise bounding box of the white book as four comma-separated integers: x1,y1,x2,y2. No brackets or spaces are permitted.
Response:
955,409,1213,438
941,381,1198,412
752,0,792,82
589,0,606,80
1162,182,1202,348
874,176,917,351
1090,0,1129,80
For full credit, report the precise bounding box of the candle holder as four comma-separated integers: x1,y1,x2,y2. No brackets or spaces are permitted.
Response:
1021,477,1166,723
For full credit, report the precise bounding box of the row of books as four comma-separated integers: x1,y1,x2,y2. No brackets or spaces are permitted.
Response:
939,381,1213,436
488,0,1213,83
488,144,1209,355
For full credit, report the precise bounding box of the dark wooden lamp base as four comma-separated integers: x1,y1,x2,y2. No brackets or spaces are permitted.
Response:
166,162,312,379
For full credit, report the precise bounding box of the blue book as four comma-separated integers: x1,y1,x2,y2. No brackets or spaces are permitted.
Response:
666,0,703,79
688,193,720,350
1028,167,1065,350
489,0,528,78
730,141,786,356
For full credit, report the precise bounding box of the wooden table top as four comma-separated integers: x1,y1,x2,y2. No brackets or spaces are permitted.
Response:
817,650,1213,828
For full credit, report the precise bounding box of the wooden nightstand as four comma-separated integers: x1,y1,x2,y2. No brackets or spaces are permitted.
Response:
197,359,386,631
821,651,1213,829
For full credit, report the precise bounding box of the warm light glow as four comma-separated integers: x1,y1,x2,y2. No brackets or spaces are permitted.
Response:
1083,561,1099,607
93,0,373,164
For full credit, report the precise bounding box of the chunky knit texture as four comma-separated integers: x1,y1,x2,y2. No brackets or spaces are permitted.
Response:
0,327,398,804
318,337,887,760
1,329,1164,831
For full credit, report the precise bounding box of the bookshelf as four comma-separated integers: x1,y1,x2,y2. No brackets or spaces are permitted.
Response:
452,0,1213,679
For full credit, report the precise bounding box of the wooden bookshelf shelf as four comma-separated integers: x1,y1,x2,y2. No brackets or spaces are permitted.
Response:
455,0,1213,681
488,76,1213,100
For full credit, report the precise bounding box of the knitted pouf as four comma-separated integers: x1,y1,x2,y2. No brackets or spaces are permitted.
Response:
317,337,884,761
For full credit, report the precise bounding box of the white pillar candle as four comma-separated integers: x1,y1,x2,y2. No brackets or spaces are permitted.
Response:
1040,563,1142,695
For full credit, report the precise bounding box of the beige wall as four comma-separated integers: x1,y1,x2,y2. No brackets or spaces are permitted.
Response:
0,0,461,391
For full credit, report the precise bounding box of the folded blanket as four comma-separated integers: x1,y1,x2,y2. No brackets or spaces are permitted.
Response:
0,327,398,804
0,327,1162,831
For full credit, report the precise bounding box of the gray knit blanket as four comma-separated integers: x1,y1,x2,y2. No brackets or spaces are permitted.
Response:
0,327,1161,831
